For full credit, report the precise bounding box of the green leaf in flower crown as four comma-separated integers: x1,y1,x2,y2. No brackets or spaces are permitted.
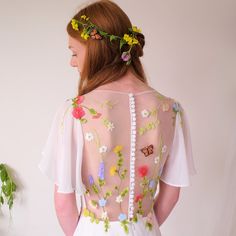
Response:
99,31,108,36
126,60,131,66
110,35,116,42
120,39,126,50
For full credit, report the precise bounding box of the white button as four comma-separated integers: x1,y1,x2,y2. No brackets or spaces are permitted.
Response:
129,93,134,97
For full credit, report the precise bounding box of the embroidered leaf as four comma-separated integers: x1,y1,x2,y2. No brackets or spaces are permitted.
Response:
105,190,112,198
120,187,129,197
92,184,99,194
89,108,97,115
98,178,105,187
104,218,110,232
145,221,153,231
120,169,128,179
80,118,87,124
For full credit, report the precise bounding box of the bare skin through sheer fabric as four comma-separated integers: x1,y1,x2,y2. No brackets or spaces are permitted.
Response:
39,88,196,235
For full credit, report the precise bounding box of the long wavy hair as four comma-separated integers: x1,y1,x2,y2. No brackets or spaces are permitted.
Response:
66,0,148,96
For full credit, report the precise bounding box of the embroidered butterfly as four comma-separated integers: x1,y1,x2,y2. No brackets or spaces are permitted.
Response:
140,144,154,157
90,28,103,40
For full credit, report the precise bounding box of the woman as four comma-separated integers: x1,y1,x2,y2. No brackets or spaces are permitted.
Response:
38,0,197,235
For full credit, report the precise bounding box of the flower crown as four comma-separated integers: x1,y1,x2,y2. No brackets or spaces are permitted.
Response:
71,15,142,65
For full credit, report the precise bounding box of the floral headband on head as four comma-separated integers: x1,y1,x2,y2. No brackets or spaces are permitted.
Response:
71,15,142,65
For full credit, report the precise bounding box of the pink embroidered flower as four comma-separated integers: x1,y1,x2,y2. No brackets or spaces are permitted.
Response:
92,112,102,119
75,95,84,104
72,106,85,119
138,165,149,177
135,194,143,203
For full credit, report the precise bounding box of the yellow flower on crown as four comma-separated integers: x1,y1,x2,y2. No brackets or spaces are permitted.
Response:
71,19,79,31
123,34,139,46
81,15,90,21
81,29,90,40
113,145,123,154
132,25,141,33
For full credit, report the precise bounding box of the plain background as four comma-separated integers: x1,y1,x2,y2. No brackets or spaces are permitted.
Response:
0,0,236,235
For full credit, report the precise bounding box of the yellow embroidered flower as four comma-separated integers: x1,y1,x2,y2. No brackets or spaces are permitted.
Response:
132,26,142,33
71,19,79,31
83,208,90,217
113,145,123,154
81,15,90,21
110,166,117,176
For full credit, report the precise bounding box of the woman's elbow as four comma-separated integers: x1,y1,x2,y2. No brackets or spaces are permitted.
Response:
54,184,77,212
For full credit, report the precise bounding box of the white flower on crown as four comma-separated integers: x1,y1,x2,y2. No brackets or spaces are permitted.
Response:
141,109,150,118
161,145,167,153
116,195,123,203
101,211,108,220
99,145,108,153
107,122,115,131
85,132,94,141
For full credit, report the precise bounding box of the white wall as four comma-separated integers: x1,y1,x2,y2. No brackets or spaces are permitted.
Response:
0,0,235,235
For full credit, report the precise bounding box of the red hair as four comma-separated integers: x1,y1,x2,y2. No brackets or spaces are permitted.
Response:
66,0,148,95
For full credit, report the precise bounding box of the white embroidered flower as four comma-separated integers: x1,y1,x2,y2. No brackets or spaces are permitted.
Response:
85,132,94,141
101,211,108,220
154,156,160,164
116,195,123,203
161,145,167,153
162,103,170,112
107,122,115,131
99,145,108,153
141,109,150,118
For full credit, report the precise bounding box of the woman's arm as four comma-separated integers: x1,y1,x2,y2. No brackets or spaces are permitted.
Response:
153,180,180,227
54,184,80,236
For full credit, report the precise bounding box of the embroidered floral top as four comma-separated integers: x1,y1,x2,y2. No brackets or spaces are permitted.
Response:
38,88,197,234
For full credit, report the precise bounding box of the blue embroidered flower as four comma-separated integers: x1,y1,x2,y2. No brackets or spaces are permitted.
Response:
118,213,127,221
99,198,107,207
88,175,94,185
98,161,105,180
172,102,180,113
149,179,156,189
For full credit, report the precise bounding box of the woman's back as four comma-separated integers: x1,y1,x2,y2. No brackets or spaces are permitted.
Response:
38,81,196,235
80,88,175,221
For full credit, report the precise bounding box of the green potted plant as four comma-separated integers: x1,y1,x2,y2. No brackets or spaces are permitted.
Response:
0,164,17,213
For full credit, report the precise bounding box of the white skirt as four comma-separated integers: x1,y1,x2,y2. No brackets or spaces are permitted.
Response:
73,210,162,236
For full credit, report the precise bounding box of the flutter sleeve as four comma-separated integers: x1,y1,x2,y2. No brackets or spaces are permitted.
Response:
159,101,197,187
38,100,86,194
